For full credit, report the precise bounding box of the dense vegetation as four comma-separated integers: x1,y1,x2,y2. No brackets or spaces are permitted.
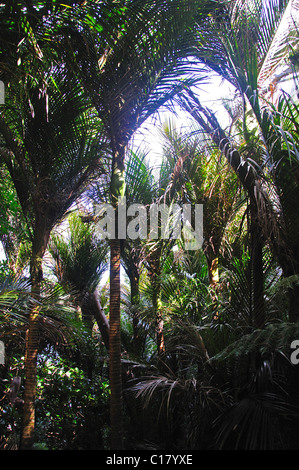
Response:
1,0,299,451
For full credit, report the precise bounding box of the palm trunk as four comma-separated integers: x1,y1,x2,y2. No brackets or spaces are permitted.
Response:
109,147,126,450
109,238,123,449
152,273,165,364
156,310,165,358
20,228,50,450
82,290,110,350
128,270,143,356
208,257,219,286
182,93,266,328
250,201,265,329
20,304,39,450
91,289,110,350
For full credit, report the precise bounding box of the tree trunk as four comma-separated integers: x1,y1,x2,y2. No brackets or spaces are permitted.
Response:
109,238,123,450
156,310,165,358
89,289,110,350
182,93,266,328
20,229,50,450
249,200,265,329
147,249,165,365
152,272,165,365
206,255,220,320
108,147,126,449
129,271,143,356
208,257,219,286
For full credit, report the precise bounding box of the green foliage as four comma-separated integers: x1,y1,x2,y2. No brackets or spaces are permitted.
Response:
49,213,108,295
35,347,110,450
1,0,299,452
0,347,110,450
0,167,20,237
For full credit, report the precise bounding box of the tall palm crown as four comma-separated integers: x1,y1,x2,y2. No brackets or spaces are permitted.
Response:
0,70,106,238
57,0,212,149
50,0,218,449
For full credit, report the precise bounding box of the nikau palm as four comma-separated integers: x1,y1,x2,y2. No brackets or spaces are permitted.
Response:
176,0,299,326
52,0,216,449
49,213,109,350
0,67,106,448
160,119,242,287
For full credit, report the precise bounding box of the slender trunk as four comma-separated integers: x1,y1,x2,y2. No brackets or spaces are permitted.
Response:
207,255,220,320
108,147,126,449
250,201,265,329
109,238,123,450
129,272,142,356
183,94,266,328
148,250,165,365
208,257,219,286
91,289,110,350
289,284,299,323
152,275,165,364
156,310,165,358
82,290,110,350
20,229,50,450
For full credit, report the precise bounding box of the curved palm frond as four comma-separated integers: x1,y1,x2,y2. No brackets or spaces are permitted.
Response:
0,274,78,347
49,213,108,296
0,275,31,328
50,0,216,150
211,319,299,363
0,66,108,234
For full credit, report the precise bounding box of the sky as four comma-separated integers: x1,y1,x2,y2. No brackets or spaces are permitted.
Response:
131,73,235,169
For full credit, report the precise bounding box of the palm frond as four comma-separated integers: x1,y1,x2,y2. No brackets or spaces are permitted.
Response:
50,0,216,150
0,65,109,234
257,0,299,92
211,320,299,363
49,212,109,296
215,389,296,449
0,275,31,327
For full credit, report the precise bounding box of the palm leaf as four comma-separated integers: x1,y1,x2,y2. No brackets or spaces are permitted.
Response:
0,65,108,234
49,213,108,296
211,321,299,363
51,0,215,149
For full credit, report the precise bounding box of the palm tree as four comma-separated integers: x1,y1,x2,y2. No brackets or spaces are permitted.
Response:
120,149,156,356
49,213,110,351
166,0,299,447
160,118,243,287
133,149,182,366
127,2,299,447
0,66,107,448
52,0,216,449
176,0,299,325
